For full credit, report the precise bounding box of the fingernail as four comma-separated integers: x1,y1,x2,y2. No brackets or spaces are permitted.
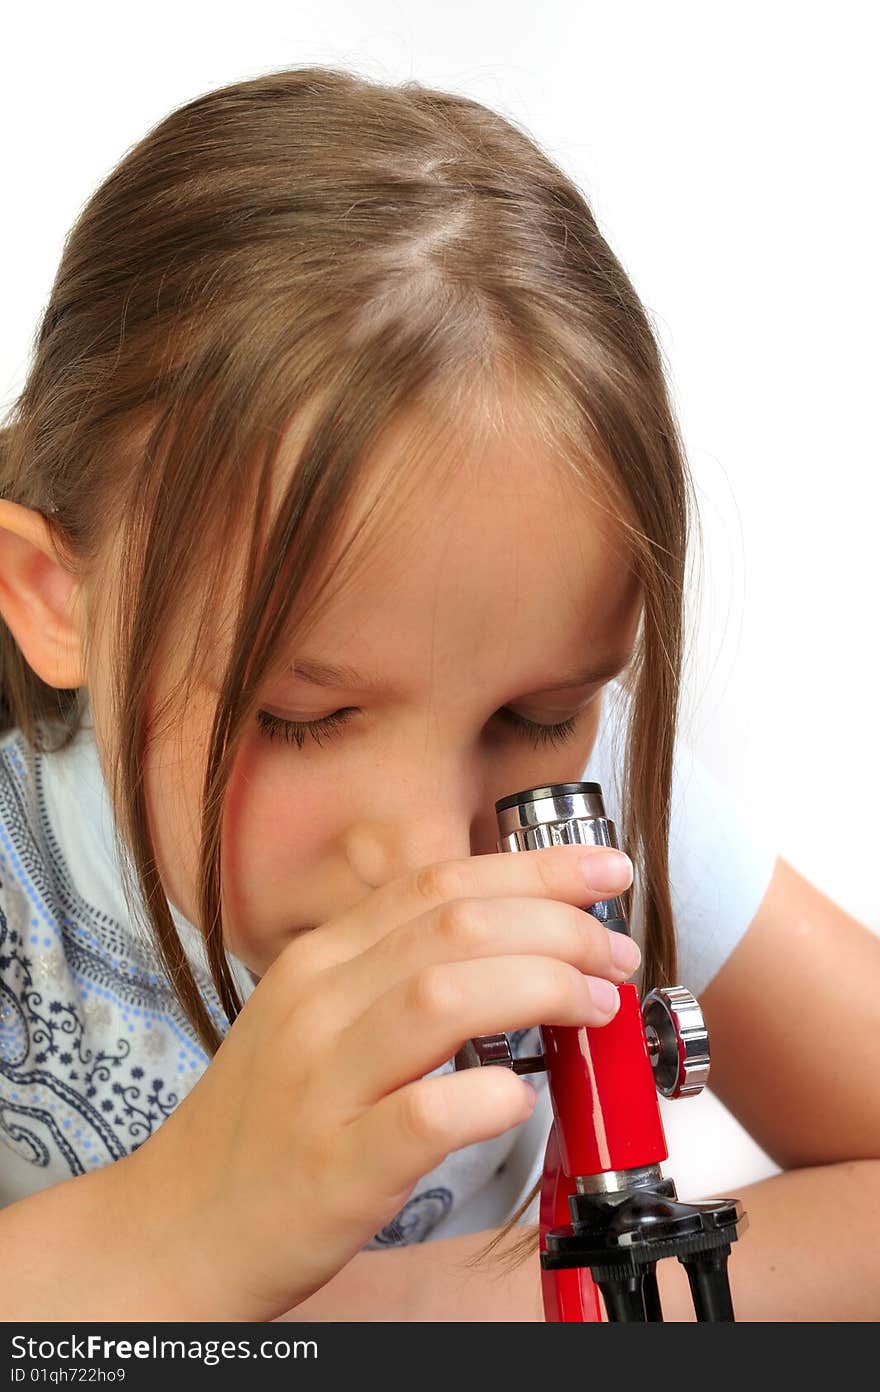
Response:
609,932,641,975
587,976,620,1016
581,849,633,894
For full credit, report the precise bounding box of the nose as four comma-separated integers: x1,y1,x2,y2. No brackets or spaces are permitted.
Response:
344,810,482,889
342,754,506,889
339,736,529,890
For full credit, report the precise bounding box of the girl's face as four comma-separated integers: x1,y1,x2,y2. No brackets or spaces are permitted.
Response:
92,417,643,979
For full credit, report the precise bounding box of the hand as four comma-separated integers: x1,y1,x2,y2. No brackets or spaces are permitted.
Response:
125,842,636,1319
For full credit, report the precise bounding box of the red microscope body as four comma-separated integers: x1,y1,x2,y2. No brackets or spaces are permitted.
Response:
455,782,747,1323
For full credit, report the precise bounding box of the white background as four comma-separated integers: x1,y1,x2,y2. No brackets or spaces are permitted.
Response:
3,2,877,1197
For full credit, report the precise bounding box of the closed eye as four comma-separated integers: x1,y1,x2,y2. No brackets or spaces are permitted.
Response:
255,705,586,752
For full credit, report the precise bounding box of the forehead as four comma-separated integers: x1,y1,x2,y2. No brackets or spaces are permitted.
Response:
162,390,642,702
275,397,642,669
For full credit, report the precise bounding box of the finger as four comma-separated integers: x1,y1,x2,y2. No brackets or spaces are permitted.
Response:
333,953,620,1108
315,893,640,1031
307,841,634,972
344,1066,539,1213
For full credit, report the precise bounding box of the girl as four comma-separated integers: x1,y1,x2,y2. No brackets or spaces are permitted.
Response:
0,66,877,1323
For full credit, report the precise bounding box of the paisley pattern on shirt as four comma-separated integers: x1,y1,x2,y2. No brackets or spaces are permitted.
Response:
0,731,223,1178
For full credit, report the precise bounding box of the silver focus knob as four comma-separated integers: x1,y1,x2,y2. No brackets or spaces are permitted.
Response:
641,986,710,1099
453,1034,513,1070
453,1033,547,1075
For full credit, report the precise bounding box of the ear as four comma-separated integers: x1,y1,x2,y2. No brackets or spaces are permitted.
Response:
0,500,87,689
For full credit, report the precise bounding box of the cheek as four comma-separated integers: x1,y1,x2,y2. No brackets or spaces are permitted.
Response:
218,733,341,960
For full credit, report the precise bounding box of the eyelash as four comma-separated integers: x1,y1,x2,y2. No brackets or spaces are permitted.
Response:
255,706,582,752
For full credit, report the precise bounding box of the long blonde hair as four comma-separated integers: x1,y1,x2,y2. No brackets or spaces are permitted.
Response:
0,65,696,1272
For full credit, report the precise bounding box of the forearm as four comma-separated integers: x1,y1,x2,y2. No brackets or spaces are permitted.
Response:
666,1157,880,1322
0,1153,246,1321
279,1158,880,1322
276,1226,544,1322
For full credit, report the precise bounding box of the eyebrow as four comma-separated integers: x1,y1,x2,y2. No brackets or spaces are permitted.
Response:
286,653,632,694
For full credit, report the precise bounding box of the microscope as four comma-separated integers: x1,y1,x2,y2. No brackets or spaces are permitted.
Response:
455,782,747,1322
